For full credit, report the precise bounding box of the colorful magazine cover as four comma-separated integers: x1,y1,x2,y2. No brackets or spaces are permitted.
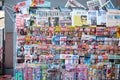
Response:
77,64,88,80
34,67,42,80
116,27,120,38
64,71,73,80
24,68,33,80
16,14,25,29
15,69,23,80
48,17,59,27
59,16,72,27
36,17,49,27
72,10,88,27
60,36,67,46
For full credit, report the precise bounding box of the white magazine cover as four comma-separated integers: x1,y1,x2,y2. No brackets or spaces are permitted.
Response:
60,36,67,46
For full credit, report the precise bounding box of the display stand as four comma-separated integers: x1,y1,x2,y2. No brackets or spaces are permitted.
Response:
13,0,120,80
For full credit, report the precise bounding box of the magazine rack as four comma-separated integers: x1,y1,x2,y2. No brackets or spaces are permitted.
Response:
12,0,120,80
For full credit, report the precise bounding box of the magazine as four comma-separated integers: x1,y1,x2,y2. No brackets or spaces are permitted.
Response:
116,27,120,38
16,14,24,29
36,17,49,27
48,17,59,27
72,10,88,27
59,16,72,27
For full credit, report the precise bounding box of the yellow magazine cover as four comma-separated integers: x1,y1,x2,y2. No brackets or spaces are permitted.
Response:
72,10,88,27
116,27,120,38
73,15,82,26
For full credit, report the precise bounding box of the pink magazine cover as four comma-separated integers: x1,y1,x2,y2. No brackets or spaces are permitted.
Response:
62,71,73,80
24,68,33,80
77,64,88,80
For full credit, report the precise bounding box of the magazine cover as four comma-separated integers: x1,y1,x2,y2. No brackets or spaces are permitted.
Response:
116,27,120,38
62,71,73,80
59,16,72,27
81,34,96,46
96,27,109,36
60,36,67,46
48,17,59,27
88,10,97,26
34,67,42,80
24,68,33,80
60,54,72,64
36,17,49,27
77,64,88,80
15,69,23,80
72,10,88,27
16,14,25,29
65,55,72,65
59,7,71,27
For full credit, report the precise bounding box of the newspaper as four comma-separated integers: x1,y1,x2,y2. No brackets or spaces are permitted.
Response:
88,10,97,25
106,10,120,26
97,10,106,25
36,10,70,17
36,10,71,27
87,0,100,10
